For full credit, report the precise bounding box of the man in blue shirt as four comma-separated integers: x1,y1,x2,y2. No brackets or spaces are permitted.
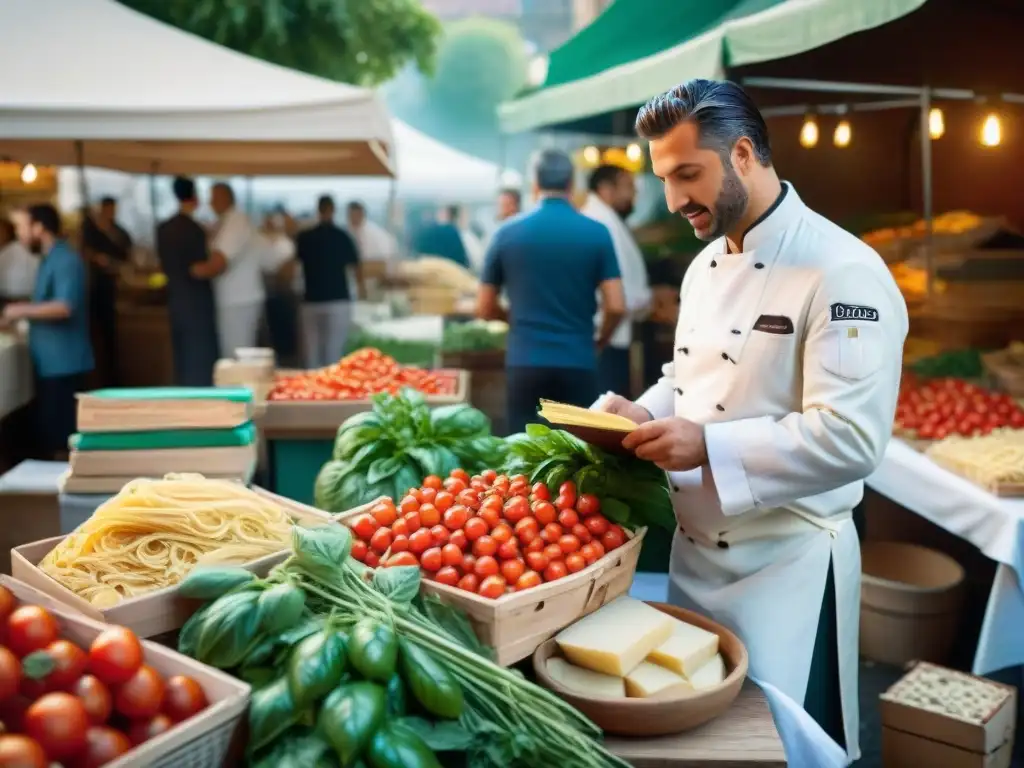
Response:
477,149,626,434
415,205,470,268
2,204,94,457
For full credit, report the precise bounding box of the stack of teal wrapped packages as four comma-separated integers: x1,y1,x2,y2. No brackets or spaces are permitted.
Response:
63,387,257,494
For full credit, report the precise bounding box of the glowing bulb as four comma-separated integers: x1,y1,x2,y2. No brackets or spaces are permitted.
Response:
980,113,1001,147
527,55,549,88
799,118,819,148
928,107,945,140
833,120,852,148
20,163,38,184
625,143,643,162
582,146,600,166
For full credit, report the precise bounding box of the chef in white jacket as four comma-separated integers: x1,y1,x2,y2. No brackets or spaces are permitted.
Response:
582,165,652,397
600,79,907,763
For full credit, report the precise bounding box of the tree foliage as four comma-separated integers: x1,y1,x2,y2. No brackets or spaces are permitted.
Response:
119,0,442,87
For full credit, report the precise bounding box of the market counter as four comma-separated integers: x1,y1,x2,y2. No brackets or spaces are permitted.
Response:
606,680,786,767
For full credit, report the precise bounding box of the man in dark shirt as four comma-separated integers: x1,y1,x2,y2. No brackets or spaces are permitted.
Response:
293,195,364,368
156,177,220,386
81,196,132,385
477,149,626,434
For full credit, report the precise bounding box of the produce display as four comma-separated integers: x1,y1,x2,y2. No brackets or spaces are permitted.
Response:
344,468,629,596
441,321,507,354
269,348,459,402
862,210,985,248
0,586,209,766
906,348,985,380
546,597,726,699
396,257,480,295
39,475,296,607
888,262,944,298
315,390,506,513
343,330,438,368
925,428,1024,492
179,523,631,768
894,377,1024,441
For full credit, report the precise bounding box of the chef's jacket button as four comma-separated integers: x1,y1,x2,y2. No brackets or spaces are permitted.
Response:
717,540,729,549
731,329,741,335
674,387,683,396
710,260,717,268
687,536,696,544
754,262,765,269
680,347,689,355
721,352,728,361
672,485,680,492
716,404,725,411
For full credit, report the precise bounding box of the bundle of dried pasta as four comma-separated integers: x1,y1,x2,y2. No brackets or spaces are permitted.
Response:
925,428,1024,491
39,474,294,607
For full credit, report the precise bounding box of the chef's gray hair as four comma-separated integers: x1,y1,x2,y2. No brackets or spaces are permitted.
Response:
634,79,772,167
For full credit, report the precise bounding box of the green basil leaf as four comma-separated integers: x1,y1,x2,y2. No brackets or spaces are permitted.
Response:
240,666,277,690
398,716,474,752
292,523,352,577
252,728,334,768
398,637,464,719
249,677,299,752
349,440,396,471
257,583,306,634
177,602,211,658
367,455,405,485
177,566,255,600
601,497,631,525
416,594,495,662
371,565,421,605
287,630,348,709
528,456,564,484
336,410,382,435
275,616,325,647
391,462,424,502
319,682,386,765
401,387,427,409
348,618,399,682
195,591,262,668
525,423,551,438
405,445,443,476
333,425,383,461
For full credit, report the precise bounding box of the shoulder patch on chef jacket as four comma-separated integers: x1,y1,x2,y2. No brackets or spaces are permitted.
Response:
830,302,878,322
753,314,794,335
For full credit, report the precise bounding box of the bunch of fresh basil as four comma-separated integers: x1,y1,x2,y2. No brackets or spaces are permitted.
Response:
313,388,506,513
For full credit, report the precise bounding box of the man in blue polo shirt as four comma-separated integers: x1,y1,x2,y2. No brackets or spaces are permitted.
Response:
2,204,94,457
477,149,626,434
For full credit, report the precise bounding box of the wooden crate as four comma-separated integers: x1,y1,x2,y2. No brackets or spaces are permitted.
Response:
440,350,506,435
337,505,645,666
9,487,331,637
0,575,250,768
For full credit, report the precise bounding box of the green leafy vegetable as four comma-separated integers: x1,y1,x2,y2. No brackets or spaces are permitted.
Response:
398,717,474,752
257,583,306,634
349,618,399,683
195,591,262,669
398,637,464,719
252,728,335,768
292,524,351,577
249,677,299,753
177,566,255,599
366,721,443,768
287,630,348,709
319,682,386,765
371,566,421,605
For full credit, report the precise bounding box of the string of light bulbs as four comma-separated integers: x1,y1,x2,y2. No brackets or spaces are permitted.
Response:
797,107,1006,148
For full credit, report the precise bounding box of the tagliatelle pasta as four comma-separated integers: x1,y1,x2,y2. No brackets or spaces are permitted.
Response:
925,428,1024,489
39,474,294,607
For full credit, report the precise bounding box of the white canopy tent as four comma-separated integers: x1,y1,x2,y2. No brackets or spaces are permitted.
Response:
0,0,394,176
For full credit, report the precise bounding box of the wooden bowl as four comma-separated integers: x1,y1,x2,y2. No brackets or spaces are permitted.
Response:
532,602,748,737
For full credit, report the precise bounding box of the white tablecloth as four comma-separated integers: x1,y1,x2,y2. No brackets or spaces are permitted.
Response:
0,335,32,420
868,438,1024,674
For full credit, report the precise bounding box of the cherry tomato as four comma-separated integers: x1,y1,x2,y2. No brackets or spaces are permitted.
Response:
88,627,143,687
369,527,392,554
543,543,564,562
515,571,542,591
461,554,477,574
403,511,422,534
0,647,21,702
351,540,369,562
456,489,480,510
387,552,419,567
565,553,587,573
558,534,581,554
450,468,471,483
538,523,561,543
580,543,599,565
443,505,470,531
391,534,410,553
422,475,443,491
350,514,378,541
525,537,545,554
532,501,557,525
525,551,549,572
435,566,460,587
126,713,173,746
496,539,519,561
515,517,540,544
481,469,498,485
449,529,469,550
472,535,497,558
408,487,425,504
530,482,550,501
429,525,449,546
602,526,626,550
503,497,530,524
0,587,15,624
409,529,433,555
584,515,609,537
544,560,568,582
420,548,443,573
501,559,526,584
418,504,441,528
419,487,438,505
71,675,112,726
478,575,507,599
572,523,593,544
473,556,500,579
433,491,455,512
457,574,479,593
115,664,165,720
6,607,58,658
24,692,88,759
0,735,46,768
557,509,579,529
490,523,513,543
443,477,467,494
554,494,575,512
78,725,132,767
464,517,488,541
162,675,208,722
371,501,398,527
37,639,87,691
364,551,381,568
391,517,410,537
576,494,601,517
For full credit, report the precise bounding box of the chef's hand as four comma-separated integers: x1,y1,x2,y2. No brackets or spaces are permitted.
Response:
2,303,27,322
598,394,652,425
622,417,707,471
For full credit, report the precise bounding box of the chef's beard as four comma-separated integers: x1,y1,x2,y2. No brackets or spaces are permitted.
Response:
616,202,634,220
683,158,749,242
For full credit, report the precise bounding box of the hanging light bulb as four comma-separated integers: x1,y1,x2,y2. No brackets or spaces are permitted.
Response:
625,143,643,162
980,113,1001,147
582,145,601,166
928,107,945,140
20,163,38,184
833,120,852,148
799,117,819,148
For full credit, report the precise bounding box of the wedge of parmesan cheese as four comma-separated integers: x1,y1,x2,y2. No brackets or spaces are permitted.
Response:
690,653,727,690
624,662,693,699
646,620,719,679
554,597,676,676
546,657,626,699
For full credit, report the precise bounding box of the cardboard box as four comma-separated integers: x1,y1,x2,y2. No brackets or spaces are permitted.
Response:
10,486,331,637
880,662,1017,768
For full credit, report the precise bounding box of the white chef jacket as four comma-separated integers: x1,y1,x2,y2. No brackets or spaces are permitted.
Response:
211,208,265,308
636,183,907,762
350,219,398,263
0,241,37,298
581,193,651,349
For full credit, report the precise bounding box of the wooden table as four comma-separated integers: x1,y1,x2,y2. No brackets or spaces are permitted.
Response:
606,681,786,767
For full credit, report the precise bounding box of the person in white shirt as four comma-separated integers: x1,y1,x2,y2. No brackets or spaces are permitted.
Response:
191,182,265,358
581,165,652,397
346,201,399,263
0,218,37,301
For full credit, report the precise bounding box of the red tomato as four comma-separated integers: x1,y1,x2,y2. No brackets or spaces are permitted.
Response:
490,524,513,544
544,560,568,582
162,675,208,722
472,536,498,558
464,517,488,541
565,553,587,573
602,527,626,551
441,544,463,567
450,468,471,483
409,529,433,555
433,491,455,512
515,570,543,591
399,495,420,515
429,525,449,546
0,587,14,624
443,505,470,531
0,735,46,768
525,537,545,554
457,574,480,593
126,713,173,746
501,559,525,584
114,665,165,720
403,511,422,534
88,627,143,687
543,543,563,562
418,504,440,528
473,556,500,579
386,551,418,567
496,539,520,561
6,607,58,658
530,483,550,501
525,551,549,572
557,509,579,529
36,639,88,691
350,514,379,541
78,725,132,767
576,494,601,517
532,501,557,525
584,515,609,537
540,523,564,543
370,501,398,527
408,488,425,504
419,487,438,505
461,554,477,574
422,475,443,490
391,518,410,538
558,535,581,554
420,548,443,573
481,469,498,485
478,575,507,599
391,534,410,553
0,647,21,701
503,497,530,524
554,494,576,512
456,490,480,510
572,523,593,544
434,566,460,587
364,551,381,568
71,675,112,725
448,529,469,551
351,540,369,562
369,527,392,555
443,477,468,494
479,506,501,529
24,692,89,759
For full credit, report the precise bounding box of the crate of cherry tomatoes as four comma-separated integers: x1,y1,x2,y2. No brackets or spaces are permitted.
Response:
0,576,248,768
337,468,645,666
894,375,1024,444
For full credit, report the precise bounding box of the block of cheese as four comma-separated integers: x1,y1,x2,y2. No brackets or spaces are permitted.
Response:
554,597,676,676
546,657,626,699
690,653,727,690
646,619,719,678
625,662,694,699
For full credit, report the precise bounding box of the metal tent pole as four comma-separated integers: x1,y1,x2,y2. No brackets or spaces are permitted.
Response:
919,90,935,297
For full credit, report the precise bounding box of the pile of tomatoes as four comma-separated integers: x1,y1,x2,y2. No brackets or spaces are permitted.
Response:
347,468,628,599
269,348,459,402
894,376,1024,441
0,587,208,767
